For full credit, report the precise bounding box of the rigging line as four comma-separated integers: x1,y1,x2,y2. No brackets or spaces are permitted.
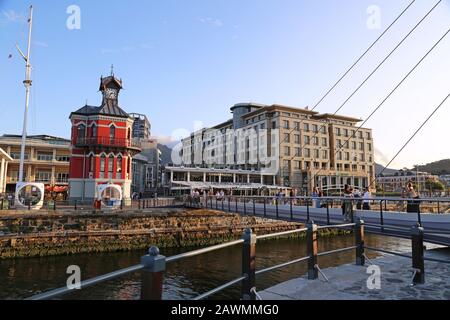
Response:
310,0,417,112
274,0,423,150
368,93,450,189
284,0,443,165
305,26,450,189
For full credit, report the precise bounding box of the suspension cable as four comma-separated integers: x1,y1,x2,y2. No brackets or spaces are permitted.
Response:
306,26,450,188
280,0,443,182
275,0,419,150
369,93,450,189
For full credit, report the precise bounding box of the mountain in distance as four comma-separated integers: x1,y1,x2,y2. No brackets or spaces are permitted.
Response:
376,159,450,176
375,163,398,176
415,159,450,175
158,143,173,165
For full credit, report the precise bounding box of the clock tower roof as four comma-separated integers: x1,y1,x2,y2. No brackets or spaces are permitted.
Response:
99,75,123,92
70,72,130,119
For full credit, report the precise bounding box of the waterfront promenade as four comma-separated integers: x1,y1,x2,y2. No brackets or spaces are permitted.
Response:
260,248,450,300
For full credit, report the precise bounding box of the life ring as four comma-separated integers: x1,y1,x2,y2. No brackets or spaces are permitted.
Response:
15,182,45,210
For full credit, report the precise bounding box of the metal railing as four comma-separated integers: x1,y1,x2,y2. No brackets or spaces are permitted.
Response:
0,198,177,212
185,195,450,229
27,218,449,301
75,137,141,150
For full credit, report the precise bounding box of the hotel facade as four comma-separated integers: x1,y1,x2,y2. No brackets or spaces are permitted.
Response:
168,103,375,195
0,135,71,195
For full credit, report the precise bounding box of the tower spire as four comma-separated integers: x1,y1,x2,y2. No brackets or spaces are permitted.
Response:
110,64,114,76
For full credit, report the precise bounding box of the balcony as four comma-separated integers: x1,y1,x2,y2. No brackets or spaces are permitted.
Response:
75,137,141,151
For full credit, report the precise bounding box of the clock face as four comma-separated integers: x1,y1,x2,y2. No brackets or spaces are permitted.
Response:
104,88,117,99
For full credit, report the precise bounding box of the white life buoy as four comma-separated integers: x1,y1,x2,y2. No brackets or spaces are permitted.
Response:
15,182,45,210
97,184,123,209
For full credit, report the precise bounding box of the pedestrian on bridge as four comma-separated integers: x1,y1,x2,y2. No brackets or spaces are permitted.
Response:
342,185,354,222
362,187,372,210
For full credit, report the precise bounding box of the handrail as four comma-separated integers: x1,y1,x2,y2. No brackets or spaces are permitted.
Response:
166,239,245,263
318,246,358,257
195,195,450,203
27,222,357,301
256,256,310,276
27,220,439,301
193,276,246,301
256,228,307,240
27,263,144,300
364,246,413,259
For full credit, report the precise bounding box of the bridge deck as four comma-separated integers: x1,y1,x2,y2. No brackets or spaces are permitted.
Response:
188,201,450,246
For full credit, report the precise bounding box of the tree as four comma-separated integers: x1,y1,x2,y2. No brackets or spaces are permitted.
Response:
425,180,445,192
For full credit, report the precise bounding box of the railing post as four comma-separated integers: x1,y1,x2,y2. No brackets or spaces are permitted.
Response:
120,199,123,210
74,200,77,211
290,198,293,220
243,198,247,215
263,198,266,217
307,222,318,280
241,228,256,300
216,198,218,210
411,224,425,285
380,200,384,232
355,219,365,266
222,199,224,211
235,197,238,213
1,199,3,210
275,199,279,219
306,200,310,222
253,198,256,216
138,199,141,210
326,201,330,225
54,200,56,211
228,197,231,212
140,246,166,300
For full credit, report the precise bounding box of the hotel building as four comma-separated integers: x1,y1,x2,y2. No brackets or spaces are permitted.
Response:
168,103,375,194
0,135,71,194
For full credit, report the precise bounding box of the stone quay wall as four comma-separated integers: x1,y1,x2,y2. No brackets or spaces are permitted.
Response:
0,209,303,259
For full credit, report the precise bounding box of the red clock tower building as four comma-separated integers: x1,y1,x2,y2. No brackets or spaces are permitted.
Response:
68,73,141,202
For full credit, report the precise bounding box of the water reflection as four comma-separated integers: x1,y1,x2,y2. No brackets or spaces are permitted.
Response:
0,234,417,300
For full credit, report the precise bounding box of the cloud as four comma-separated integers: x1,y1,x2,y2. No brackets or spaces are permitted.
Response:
1,10,26,23
199,17,224,28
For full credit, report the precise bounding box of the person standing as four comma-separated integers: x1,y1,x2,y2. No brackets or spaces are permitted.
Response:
342,185,355,222
406,182,420,213
362,187,372,210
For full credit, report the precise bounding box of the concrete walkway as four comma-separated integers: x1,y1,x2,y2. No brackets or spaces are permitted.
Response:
260,248,450,300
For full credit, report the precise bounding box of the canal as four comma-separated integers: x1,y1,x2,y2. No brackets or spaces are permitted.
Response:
0,234,421,300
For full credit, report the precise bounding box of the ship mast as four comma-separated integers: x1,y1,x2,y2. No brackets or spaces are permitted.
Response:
16,5,34,184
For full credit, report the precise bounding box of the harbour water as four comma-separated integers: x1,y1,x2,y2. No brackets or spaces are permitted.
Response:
0,234,416,300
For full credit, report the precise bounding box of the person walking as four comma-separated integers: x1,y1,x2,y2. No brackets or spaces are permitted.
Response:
342,185,355,222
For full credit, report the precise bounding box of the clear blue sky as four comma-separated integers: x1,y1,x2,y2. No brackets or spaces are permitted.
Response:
1,0,449,169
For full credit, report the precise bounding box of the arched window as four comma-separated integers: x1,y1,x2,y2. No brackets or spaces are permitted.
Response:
108,155,114,178
77,124,86,141
89,155,95,173
91,124,97,138
117,155,122,179
100,154,106,178
110,125,116,140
